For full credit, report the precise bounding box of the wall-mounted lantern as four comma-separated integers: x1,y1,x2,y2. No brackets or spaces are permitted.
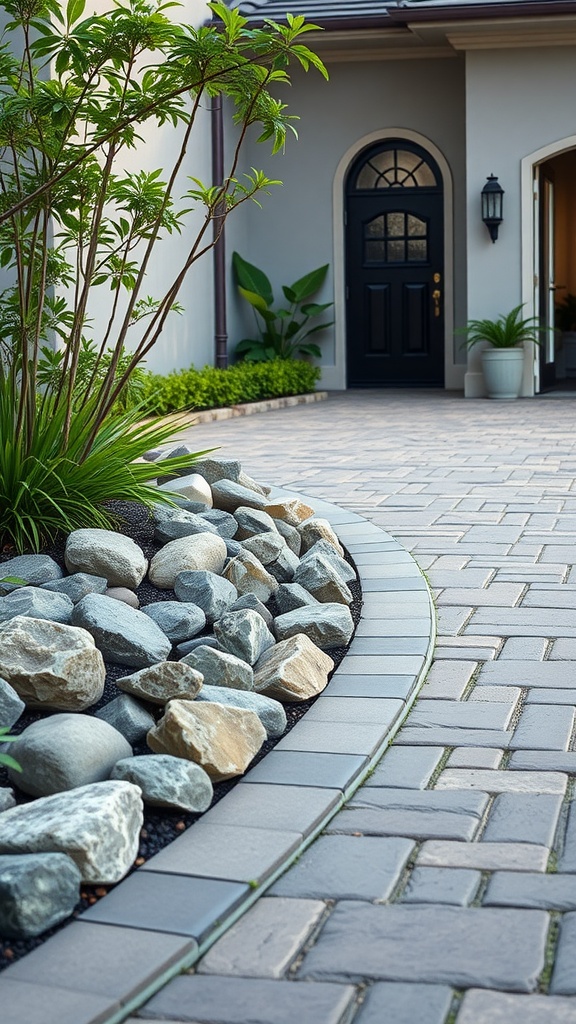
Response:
481,175,504,243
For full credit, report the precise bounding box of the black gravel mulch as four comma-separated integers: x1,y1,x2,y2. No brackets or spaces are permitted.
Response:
0,500,361,970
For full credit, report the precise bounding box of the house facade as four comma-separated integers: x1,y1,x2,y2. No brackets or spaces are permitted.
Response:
222,0,576,396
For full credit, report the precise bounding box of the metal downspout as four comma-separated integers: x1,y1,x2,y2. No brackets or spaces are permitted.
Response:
212,94,228,368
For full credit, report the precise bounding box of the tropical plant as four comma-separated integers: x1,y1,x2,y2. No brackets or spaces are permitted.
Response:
232,252,333,361
555,294,576,333
459,304,547,349
0,726,21,772
0,0,327,550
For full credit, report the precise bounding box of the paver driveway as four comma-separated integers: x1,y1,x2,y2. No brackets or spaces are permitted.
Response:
137,390,576,1024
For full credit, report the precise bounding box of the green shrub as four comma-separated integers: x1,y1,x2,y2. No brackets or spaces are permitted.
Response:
141,360,321,416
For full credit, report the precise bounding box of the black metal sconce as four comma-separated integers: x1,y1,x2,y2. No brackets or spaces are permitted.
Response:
481,175,504,243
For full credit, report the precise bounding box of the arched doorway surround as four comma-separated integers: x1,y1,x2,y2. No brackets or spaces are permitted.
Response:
521,134,576,396
330,129,454,391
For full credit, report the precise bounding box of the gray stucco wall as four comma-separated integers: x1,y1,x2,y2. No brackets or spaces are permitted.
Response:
226,53,467,389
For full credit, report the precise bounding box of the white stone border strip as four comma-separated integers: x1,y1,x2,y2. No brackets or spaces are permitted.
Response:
1,491,435,1024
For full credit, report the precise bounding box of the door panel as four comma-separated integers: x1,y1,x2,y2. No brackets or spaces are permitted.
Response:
346,141,444,388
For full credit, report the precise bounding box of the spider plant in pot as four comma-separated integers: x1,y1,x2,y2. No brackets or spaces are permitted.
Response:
460,304,546,399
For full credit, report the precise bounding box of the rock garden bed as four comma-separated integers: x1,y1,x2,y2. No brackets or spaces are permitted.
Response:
0,452,360,969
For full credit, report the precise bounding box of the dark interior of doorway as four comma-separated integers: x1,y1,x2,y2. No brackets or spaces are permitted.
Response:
538,149,576,394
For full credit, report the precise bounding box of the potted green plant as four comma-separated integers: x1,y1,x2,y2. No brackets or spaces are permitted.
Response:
555,294,576,377
460,304,546,399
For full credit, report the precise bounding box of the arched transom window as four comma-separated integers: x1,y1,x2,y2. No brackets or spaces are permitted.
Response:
354,147,437,190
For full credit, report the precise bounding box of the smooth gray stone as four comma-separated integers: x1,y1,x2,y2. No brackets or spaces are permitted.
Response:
275,582,320,613
199,509,238,539
212,480,268,514
214,608,275,666
301,538,356,584
355,982,453,1024
298,902,549,991
234,506,279,540
193,456,242,485
111,755,213,812
154,511,219,544
65,529,147,589
229,592,273,628
0,852,81,939
174,569,237,623
551,913,576,993
482,793,562,846
181,645,254,690
176,635,222,657
0,788,16,812
226,539,243,558
95,694,155,744
0,587,73,625
458,988,576,1024
41,573,108,602
401,867,481,906
293,553,353,605
270,834,413,900
139,975,356,1024
328,788,488,841
0,678,25,729
484,872,576,911
274,603,354,649
142,600,206,642
364,746,445,790
275,517,302,556
0,554,63,589
0,780,143,883
8,713,132,797
195,684,287,738
71,593,171,667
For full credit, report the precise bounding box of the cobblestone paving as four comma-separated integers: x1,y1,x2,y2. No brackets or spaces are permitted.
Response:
137,391,576,1024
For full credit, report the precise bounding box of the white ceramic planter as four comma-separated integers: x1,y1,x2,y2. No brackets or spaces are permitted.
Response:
481,347,524,400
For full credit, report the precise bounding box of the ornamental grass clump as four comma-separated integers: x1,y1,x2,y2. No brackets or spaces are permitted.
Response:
0,0,327,551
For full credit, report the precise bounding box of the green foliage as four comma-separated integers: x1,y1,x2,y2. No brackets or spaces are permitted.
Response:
0,0,327,551
459,304,547,349
0,726,21,772
141,359,320,415
232,252,333,361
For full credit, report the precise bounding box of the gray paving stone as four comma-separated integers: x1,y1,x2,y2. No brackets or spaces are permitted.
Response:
338,655,424,675
325,674,415,699
346,636,429,655
551,639,576,660
354,618,430,637
509,750,576,773
353,982,453,1024
417,841,549,872
457,988,576,1023
558,801,576,873
138,975,357,1024
436,769,567,794
199,783,340,836
436,583,525,607
469,684,522,706
482,793,563,846
551,912,576,993
407,699,514,730
526,688,576,704
396,727,512,748
196,897,325,978
400,867,481,906
479,661,576,688
447,747,504,769
139,822,302,884
242,750,367,790
269,835,414,900
301,697,405,725
273,720,400,757
363,746,445,789
327,788,487,841
2,980,117,1024
81,871,249,942
298,901,548,990
2,921,195,1000
484,872,576,911
419,660,477,699
500,637,549,660
511,705,575,750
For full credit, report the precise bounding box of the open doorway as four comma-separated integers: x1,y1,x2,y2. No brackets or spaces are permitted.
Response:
536,149,576,392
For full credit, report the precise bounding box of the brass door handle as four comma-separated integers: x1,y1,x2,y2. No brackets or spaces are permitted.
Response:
432,289,441,318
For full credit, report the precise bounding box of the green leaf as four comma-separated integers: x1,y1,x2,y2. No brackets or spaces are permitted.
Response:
66,0,86,27
288,264,329,303
232,252,273,306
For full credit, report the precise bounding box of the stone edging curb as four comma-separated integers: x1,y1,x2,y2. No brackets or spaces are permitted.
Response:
166,392,328,426
1,489,436,1024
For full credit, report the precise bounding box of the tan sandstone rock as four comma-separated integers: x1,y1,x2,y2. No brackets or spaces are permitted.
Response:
298,517,344,556
147,699,266,781
223,549,279,603
148,533,227,589
116,662,203,705
265,498,314,527
254,633,334,702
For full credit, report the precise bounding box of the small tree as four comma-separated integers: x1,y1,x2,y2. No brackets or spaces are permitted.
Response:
0,0,327,550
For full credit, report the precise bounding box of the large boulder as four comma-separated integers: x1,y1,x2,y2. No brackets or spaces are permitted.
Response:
275,583,320,614
0,780,144,883
234,507,279,541
198,509,238,539
71,594,171,668
181,646,253,691
265,497,314,527
195,685,287,738
229,592,274,628
7,714,133,797
148,533,227,589
0,616,105,711
254,633,334,702
223,550,279,603
41,573,108,603
300,539,356,584
298,517,344,556
293,552,353,605
116,661,203,705
192,456,242,485
0,852,81,939
65,529,147,588
0,554,63,592
0,587,73,625
214,608,276,666
211,480,269,514
174,570,237,624
95,694,155,745
111,755,213,813
142,600,206,642
158,473,213,507
154,511,219,545
147,700,266,782
274,603,355,650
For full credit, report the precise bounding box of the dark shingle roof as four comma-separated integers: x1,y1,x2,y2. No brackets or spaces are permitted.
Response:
229,0,576,25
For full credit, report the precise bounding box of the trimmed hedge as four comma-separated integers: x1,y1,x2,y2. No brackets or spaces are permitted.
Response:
141,359,321,415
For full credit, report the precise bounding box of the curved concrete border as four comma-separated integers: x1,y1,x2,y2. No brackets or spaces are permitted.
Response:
1,491,436,1024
